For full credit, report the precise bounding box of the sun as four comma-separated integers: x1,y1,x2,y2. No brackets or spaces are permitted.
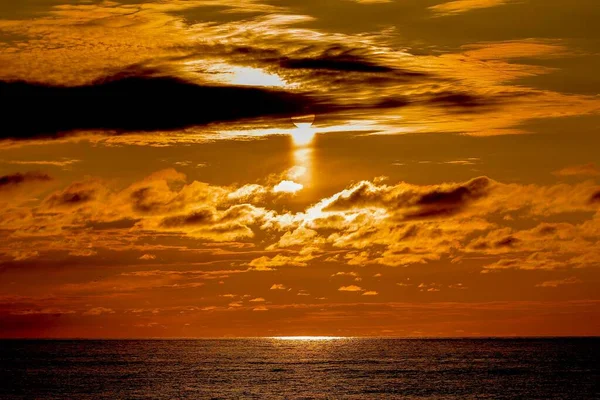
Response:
290,114,317,146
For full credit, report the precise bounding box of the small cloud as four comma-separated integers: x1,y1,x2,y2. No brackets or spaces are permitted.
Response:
345,251,370,266
69,249,97,257
10,250,39,261
253,306,268,311
173,161,208,168
249,254,308,270
273,180,303,194
536,277,582,288
139,254,156,260
443,159,480,166
362,291,379,296
338,285,364,292
553,163,600,177
449,283,468,290
331,272,359,278
419,283,442,292
430,0,511,16
83,307,115,316
270,284,287,290
249,297,265,302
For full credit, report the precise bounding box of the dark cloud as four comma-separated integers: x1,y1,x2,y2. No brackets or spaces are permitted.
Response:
408,176,491,218
0,55,505,142
159,204,262,229
494,236,520,248
591,190,600,204
535,225,558,236
160,209,215,228
219,44,422,75
85,219,140,230
279,54,396,73
46,191,94,208
325,176,492,220
324,181,386,211
374,97,411,109
129,183,189,215
45,182,97,208
417,177,489,206
0,70,314,140
0,172,52,190
426,92,491,108
469,235,520,252
130,187,177,214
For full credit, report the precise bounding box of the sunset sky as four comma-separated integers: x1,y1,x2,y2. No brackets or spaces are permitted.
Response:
1,0,599,338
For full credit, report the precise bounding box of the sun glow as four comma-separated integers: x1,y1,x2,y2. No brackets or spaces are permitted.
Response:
271,336,345,341
227,66,288,87
185,60,289,88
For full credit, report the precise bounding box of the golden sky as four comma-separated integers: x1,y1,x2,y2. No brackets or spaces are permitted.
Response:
1,0,599,338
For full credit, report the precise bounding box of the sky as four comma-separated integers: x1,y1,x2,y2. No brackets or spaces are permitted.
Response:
0,0,599,338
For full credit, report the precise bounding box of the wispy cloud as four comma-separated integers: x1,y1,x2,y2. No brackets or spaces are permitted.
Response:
553,163,600,177
430,0,513,16
536,277,583,288
1,159,80,168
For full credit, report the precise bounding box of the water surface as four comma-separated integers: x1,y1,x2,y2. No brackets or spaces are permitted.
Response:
1,338,598,399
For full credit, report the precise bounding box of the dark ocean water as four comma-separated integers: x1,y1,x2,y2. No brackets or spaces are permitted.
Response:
0,338,598,399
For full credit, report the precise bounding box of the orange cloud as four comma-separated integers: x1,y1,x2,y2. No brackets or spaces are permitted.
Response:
536,277,583,288
338,285,364,292
83,307,115,316
553,163,600,178
430,0,512,16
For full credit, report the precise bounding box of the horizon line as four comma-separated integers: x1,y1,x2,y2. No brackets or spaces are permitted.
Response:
1,335,599,340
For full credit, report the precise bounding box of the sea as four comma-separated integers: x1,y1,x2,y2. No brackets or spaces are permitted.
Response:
0,338,598,399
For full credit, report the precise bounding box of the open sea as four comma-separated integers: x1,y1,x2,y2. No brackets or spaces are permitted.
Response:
0,338,598,399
